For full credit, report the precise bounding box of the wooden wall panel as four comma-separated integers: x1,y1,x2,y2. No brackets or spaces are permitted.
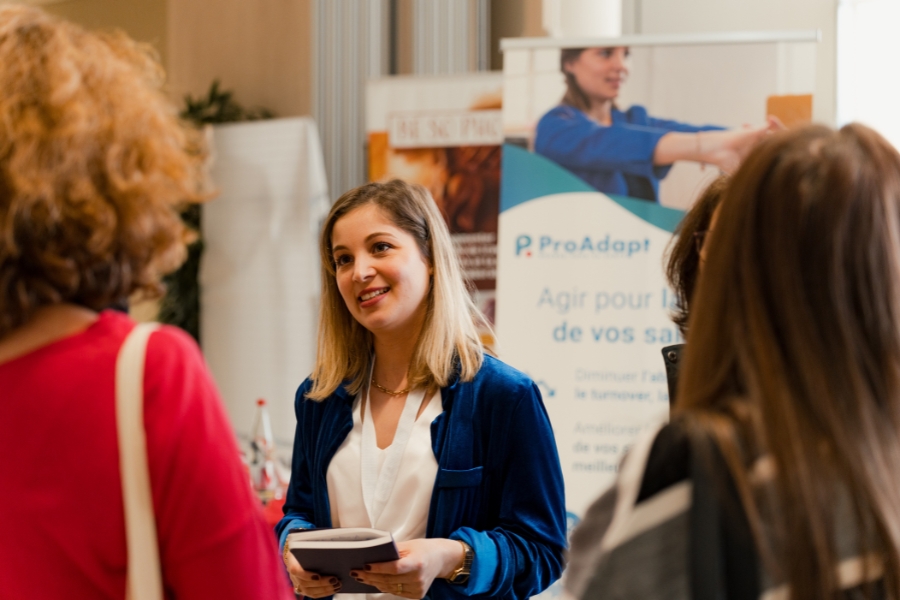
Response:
40,0,168,66
490,0,544,70
167,0,313,117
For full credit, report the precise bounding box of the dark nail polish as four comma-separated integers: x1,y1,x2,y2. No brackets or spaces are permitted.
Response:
364,565,372,571
311,575,320,581
350,571,359,578
329,577,339,585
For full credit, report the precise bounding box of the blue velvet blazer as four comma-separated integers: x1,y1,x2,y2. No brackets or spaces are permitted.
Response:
275,355,567,600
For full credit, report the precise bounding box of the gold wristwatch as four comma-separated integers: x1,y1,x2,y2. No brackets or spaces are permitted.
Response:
447,541,473,584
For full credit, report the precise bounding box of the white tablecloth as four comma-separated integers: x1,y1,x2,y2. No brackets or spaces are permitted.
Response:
201,117,329,445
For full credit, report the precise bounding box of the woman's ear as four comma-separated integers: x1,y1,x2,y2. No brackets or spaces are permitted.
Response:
561,54,580,76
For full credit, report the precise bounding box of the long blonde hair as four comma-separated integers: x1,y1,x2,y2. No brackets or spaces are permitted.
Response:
678,123,900,599
307,180,485,401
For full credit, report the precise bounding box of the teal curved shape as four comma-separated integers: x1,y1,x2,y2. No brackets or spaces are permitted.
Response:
500,144,684,233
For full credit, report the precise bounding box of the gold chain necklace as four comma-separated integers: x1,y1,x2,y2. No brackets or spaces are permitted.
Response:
371,379,410,396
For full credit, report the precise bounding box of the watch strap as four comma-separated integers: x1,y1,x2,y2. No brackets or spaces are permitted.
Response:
447,541,473,584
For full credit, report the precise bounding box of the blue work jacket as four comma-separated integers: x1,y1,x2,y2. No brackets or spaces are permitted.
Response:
534,104,724,202
275,356,567,600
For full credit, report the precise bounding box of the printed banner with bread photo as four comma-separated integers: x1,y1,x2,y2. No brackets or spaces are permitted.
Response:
367,73,503,341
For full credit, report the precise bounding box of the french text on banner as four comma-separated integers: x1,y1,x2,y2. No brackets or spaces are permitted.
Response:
388,110,503,149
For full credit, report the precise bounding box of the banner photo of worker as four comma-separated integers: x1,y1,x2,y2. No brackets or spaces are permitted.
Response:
503,38,817,209
496,34,819,525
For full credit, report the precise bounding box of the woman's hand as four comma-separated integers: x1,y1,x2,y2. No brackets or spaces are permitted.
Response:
284,542,342,598
699,126,770,173
765,114,787,132
655,118,785,174
350,538,465,599
707,116,784,170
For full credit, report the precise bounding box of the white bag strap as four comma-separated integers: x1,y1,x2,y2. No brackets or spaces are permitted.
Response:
116,322,163,600
600,421,665,552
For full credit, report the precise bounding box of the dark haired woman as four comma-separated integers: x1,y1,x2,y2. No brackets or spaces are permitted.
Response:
569,123,900,599
534,47,778,202
660,175,729,402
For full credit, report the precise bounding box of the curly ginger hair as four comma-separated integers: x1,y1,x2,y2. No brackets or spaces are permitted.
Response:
0,6,209,336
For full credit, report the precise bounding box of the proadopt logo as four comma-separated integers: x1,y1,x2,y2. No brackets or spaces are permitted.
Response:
515,234,650,258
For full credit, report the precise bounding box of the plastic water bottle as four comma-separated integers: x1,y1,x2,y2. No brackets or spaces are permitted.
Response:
249,398,278,503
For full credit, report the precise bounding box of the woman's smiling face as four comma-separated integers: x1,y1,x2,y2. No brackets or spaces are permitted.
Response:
564,46,630,104
331,202,432,340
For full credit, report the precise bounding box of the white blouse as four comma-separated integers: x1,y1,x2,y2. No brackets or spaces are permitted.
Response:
326,391,443,599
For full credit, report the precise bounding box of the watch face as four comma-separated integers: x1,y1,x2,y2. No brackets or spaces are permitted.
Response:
450,572,470,584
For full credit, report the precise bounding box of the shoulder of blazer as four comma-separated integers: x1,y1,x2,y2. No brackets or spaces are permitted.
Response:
443,355,538,417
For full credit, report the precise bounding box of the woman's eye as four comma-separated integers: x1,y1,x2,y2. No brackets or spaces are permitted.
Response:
334,255,351,267
373,242,391,253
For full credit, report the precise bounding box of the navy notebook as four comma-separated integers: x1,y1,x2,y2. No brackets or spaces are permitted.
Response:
288,528,399,593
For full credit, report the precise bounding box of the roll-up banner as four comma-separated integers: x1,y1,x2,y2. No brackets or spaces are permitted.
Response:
497,32,819,540
367,74,503,342
497,148,681,558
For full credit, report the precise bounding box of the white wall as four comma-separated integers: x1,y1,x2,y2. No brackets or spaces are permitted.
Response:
836,0,900,149
637,0,837,125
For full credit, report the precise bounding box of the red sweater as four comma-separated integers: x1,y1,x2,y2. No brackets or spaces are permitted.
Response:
0,311,293,599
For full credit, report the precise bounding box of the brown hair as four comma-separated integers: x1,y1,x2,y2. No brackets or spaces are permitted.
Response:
308,179,485,400
560,48,591,113
0,6,208,336
678,123,900,599
664,175,729,336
